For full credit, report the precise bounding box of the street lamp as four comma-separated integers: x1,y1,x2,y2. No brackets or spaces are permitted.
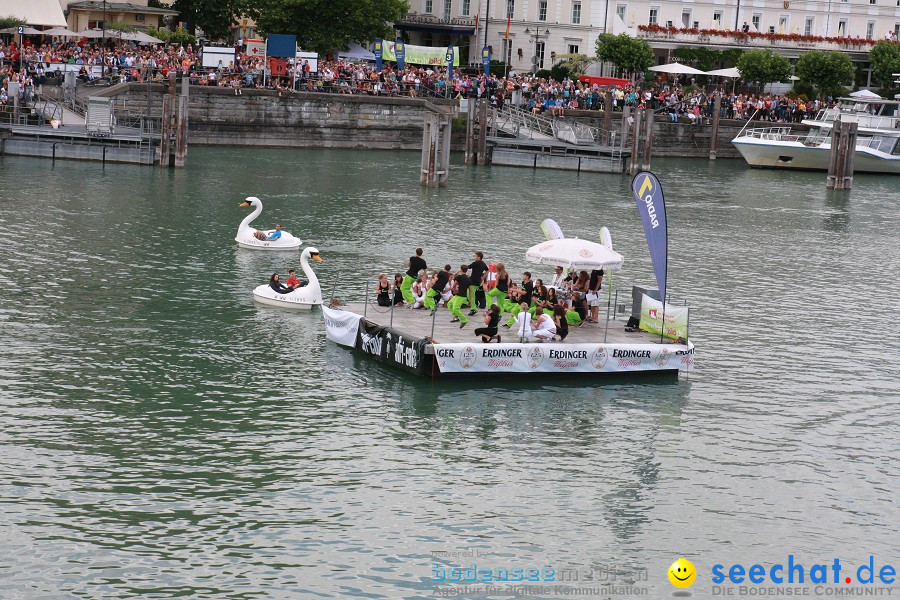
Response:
524,27,550,75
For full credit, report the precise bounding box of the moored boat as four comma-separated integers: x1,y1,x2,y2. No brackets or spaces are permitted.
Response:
731,97,900,174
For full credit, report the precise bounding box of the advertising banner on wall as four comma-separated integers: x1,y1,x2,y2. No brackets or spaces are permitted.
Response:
356,320,427,375
322,306,361,347
382,42,460,66
638,294,689,341
434,341,694,374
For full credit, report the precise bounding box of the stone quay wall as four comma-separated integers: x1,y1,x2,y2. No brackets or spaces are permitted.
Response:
104,84,810,157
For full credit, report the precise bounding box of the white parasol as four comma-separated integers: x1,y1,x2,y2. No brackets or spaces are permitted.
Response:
0,26,45,35
648,62,707,76
525,238,624,271
41,27,81,37
706,67,740,78
849,89,882,99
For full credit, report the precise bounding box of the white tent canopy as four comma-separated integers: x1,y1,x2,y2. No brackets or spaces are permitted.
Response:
122,31,164,44
649,62,708,76
0,0,66,27
0,26,44,35
78,29,110,39
706,67,741,78
525,238,624,271
849,89,882,99
41,27,82,37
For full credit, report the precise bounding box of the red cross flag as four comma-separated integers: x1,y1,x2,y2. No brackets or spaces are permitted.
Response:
245,39,266,59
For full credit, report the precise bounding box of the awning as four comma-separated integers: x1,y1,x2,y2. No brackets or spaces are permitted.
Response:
0,0,67,27
338,44,375,61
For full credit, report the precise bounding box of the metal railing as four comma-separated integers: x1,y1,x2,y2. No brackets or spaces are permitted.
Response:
497,105,616,147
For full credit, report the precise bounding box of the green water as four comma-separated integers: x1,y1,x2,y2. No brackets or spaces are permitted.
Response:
0,148,897,598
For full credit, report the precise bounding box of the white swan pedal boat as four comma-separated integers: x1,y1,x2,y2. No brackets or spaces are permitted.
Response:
236,196,303,250
253,247,324,310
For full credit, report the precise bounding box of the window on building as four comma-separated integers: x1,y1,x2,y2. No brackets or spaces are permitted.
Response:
87,20,105,29
805,17,813,36
779,15,788,33
568,44,579,54
752,14,761,30
682,11,691,27
506,0,515,19
443,0,452,20
838,18,847,35
503,39,513,64
693,21,699,28
616,4,626,22
536,41,545,68
869,0,876,4
538,0,547,21
769,26,775,33
866,21,875,38
135,14,145,22
649,7,659,25
713,11,722,27
572,1,582,24
462,0,470,15
425,0,433,14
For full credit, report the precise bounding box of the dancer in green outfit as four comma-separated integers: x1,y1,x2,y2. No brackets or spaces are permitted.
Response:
485,263,509,308
400,248,426,305
447,265,472,328
424,265,452,313
504,272,534,327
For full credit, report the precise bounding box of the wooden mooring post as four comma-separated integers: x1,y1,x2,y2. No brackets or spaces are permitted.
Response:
628,108,643,175
420,111,451,187
603,91,613,134
174,76,189,168
464,97,476,164
159,94,172,167
477,99,488,165
709,92,721,160
826,117,858,190
641,107,654,171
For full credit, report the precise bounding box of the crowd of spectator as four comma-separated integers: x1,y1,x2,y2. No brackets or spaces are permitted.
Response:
0,35,828,124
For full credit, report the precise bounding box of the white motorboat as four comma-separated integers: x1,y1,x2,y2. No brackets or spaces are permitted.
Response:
731,97,900,174
252,247,324,310
236,196,303,250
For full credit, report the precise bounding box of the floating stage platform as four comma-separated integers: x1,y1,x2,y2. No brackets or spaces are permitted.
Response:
322,303,694,379
0,123,156,165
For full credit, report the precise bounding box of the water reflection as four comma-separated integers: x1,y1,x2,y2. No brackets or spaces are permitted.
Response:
822,188,851,233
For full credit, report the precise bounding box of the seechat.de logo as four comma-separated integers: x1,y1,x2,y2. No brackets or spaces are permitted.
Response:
669,558,697,588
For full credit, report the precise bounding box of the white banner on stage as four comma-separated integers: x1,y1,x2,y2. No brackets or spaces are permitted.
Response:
639,294,689,341
322,306,361,347
434,341,694,374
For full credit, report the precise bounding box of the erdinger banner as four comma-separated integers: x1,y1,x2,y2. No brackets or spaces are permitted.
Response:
434,342,694,373
356,320,426,375
322,306,361,347
639,294,689,341
631,171,668,306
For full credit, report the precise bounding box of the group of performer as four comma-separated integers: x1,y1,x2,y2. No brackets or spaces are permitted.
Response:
377,248,605,343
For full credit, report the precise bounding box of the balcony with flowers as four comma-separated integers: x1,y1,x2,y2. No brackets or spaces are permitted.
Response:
637,24,882,53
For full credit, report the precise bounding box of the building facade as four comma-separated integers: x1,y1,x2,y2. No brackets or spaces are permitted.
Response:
397,0,900,73
59,1,179,32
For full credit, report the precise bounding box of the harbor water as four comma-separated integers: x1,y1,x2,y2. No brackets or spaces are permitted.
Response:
0,148,897,598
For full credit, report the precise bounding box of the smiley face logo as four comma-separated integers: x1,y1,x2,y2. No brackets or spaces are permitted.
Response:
668,558,696,588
